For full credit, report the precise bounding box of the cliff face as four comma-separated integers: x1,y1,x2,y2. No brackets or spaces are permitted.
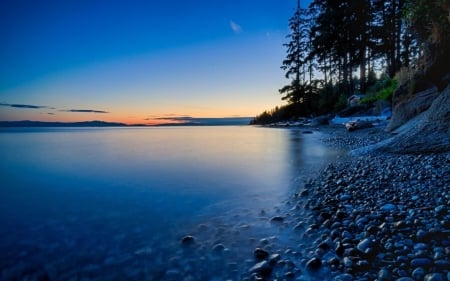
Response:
380,84,450,153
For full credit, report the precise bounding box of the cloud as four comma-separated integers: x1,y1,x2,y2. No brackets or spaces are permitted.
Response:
0,102,50,109
62,109,109,114
229,20,243,34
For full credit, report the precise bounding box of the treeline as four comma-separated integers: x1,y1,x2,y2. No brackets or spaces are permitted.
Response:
252,0,449,124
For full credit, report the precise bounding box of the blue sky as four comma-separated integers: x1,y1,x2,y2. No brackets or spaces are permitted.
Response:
0,0,304,124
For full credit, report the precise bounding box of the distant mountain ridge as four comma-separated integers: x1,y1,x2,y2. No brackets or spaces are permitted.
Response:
0,120,129,127
0,118,253,127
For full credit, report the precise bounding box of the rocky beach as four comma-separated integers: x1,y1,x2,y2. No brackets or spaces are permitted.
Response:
164,124,449,281
248,126,450,281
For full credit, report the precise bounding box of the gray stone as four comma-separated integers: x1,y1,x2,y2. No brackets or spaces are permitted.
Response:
410,258,432,268
424,273,444,281
380,204,397,212
181,235,195,246
411,267,426,281
333,273,354,281
306,257,322,272
378,268,393,281
249,260,272,277
254,248,269,261
357,238,373,254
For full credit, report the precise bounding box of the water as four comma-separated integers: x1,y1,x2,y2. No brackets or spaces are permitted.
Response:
0,126,342,280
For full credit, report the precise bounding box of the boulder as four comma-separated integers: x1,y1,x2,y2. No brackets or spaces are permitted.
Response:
386,86,439,131
345,120,373,132
371,84,450,154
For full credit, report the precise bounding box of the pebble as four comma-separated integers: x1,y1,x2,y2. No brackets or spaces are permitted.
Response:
254,248,269,261
181,235,195,246
305,257,322,272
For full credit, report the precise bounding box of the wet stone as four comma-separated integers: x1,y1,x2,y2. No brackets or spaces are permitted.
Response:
333,273,354,281
254,248,269,261
378,268,393,281
181,235,195,246
410,258,432,268
357,238,373,255
249,260,272,277
424,273,445,281
270,216,284,223
306,257,322,272
411,267,426,281
212,243,226,254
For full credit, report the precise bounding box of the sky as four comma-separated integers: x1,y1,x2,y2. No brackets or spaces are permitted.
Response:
0,0,304,124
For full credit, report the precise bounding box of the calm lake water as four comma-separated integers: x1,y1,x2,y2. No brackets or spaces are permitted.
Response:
0,126,342,280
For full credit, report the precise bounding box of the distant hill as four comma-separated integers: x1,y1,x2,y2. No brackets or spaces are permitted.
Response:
0,120,129,127
0,118,253,127
155,117,253,126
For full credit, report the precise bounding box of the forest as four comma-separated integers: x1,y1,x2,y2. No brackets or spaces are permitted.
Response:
251,0,449,125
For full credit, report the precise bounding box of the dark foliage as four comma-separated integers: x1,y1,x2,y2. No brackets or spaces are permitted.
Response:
254,0,449,125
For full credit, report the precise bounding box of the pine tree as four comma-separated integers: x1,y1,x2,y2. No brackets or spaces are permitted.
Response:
279,0,312,111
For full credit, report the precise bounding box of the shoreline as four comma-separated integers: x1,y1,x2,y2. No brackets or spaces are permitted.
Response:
244,125,450,280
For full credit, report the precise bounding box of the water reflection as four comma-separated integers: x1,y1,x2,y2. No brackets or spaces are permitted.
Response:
0,126,343,280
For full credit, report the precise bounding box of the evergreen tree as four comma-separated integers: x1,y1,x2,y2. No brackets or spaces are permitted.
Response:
279,0,313,112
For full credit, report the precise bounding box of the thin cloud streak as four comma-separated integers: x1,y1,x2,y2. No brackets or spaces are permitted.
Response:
62,109,109,114
229,20,242,34
0,102,50,109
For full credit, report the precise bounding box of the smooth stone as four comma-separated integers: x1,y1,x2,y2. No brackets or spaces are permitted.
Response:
269,254,281,265
410,258,432,267
378,268,393,281
333,273,354,281
357,238,373,254
212,243,225,253
413,243,428,251
411,267,425,281
181,235,195,246
270,216,284,223
434,205,446,216
424,273,444,281
396,278,414,281
434,259,450,268
380,203,397,212
306,257,322,272
249,260,272,277
254,248,269,261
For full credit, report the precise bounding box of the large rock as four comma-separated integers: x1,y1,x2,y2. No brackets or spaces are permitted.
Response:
386,86,439,131
353,84,450,154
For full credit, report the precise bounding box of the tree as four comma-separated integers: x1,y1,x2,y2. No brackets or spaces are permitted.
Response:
279,0,313,113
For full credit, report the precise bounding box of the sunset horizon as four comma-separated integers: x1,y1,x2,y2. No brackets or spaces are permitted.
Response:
0,1,303,124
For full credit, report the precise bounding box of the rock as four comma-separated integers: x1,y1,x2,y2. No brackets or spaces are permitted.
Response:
411,267,426,281
410,258,432,268
387,86,439,131
380,84,450,153
268,254,281,265
380,203,397,212
212,243,226,253
306,257,322,272
270,216,284,223
396,278,414,281
254,248,269,261
424,273,444,281
181,235,195,246
333,273,354,281
345,120,374,132
249,260,272,277
378,268,393,281
357,238,374,255
434,205,446,217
